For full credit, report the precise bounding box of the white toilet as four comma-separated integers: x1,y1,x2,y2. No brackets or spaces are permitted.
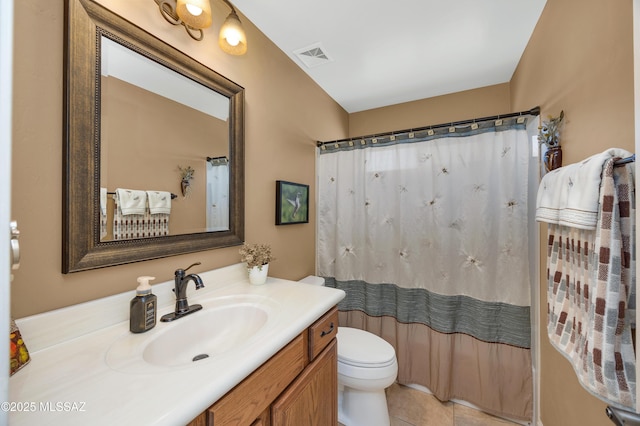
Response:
299,276,398,426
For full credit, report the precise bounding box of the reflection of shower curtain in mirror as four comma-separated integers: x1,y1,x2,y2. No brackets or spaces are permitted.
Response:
206,162,229,231
318,119,535,421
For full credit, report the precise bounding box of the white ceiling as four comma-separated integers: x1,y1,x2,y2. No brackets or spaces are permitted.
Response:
231,0,547,113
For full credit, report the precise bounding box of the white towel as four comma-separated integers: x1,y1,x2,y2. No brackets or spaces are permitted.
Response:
100,187,107,216
146,191,172,214
114,188,147,215
535,148,632,230
100,187,108,240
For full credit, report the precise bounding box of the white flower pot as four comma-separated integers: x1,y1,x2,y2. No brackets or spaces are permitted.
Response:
248,264,269,285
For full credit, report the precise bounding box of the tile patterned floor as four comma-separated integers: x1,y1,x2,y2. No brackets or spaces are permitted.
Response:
340,383,523,426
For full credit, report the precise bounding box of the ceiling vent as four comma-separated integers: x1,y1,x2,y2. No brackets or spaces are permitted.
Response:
294,42,334,68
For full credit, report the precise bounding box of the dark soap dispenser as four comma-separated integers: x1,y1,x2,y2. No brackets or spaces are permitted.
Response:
130,276,157,333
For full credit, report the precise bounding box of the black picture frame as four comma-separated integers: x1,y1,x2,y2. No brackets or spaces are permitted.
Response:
276,180,309,225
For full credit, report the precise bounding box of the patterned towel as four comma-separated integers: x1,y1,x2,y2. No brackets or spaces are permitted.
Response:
546,159,636,410
113,196,170,240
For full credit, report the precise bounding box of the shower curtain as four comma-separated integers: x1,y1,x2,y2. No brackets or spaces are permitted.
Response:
206,160,229,231
317,118,533,421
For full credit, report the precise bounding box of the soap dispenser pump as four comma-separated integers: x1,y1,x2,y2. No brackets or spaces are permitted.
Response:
130,276,157,333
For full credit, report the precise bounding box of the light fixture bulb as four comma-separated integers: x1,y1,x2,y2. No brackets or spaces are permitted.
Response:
185,4,203,16
176,0,212,29
218,11,247,55
223,30,241,47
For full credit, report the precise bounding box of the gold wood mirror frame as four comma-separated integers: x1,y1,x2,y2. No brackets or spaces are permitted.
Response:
63,0,245,273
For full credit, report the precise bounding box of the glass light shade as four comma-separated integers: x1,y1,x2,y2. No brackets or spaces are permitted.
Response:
219,11,247,55
176,0,212,29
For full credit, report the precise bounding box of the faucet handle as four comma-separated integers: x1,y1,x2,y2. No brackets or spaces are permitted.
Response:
184,262,201,272
176,262,201,275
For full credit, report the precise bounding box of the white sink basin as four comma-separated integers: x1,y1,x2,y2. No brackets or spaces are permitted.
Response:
106,295,280,373
144,304,268,367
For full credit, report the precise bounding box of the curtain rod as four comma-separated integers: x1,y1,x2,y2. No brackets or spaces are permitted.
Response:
316,106,541,148
207,156,229,165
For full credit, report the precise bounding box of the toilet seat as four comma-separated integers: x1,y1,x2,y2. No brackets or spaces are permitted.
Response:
337,327,396,368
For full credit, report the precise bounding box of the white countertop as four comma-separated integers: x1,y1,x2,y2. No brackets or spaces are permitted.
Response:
9,264,345,425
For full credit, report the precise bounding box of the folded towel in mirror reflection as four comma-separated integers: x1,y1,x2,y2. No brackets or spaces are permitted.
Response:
146,190,172,214
114,188,147,215
100,187,108,239
100,187,107,216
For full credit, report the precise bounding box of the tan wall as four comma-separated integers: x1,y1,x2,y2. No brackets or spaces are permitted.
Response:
348,83,511,137
11,0,348,317
511,0,634,425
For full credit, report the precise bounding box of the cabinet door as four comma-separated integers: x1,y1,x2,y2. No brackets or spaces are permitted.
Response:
208,335,305,425
271,339,337,426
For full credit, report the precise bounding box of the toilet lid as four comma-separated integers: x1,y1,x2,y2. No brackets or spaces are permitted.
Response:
337,327,396,368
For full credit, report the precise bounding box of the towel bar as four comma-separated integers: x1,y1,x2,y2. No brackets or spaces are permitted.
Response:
606,406,640,426
614,154,635,167
107,191,177,200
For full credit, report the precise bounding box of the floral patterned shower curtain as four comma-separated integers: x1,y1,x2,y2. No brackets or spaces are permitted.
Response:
317,118,533,421
206,160,229,232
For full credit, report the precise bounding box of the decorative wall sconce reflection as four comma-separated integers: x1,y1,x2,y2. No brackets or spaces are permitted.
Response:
179,165,195,197
155,0,247,55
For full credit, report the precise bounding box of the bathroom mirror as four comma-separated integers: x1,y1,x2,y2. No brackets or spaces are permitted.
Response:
63,0,245,273
99,37,232,239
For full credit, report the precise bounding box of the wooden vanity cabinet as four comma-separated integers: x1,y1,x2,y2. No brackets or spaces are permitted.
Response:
271,339,337,425
188,306,339,426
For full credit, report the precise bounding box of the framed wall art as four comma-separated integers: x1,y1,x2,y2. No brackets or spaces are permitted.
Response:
276,180,309,225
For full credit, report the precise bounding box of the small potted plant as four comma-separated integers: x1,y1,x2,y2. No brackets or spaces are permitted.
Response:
239,243,275,285
538,110,564,172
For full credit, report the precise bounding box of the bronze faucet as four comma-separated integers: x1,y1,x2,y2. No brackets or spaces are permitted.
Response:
160,262,204,322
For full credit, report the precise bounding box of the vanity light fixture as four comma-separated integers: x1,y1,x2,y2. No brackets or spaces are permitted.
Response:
219,0,247,55
156,0,212,41
156,0,247,55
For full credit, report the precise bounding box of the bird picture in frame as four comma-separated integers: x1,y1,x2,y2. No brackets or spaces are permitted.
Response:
276,180,309,225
